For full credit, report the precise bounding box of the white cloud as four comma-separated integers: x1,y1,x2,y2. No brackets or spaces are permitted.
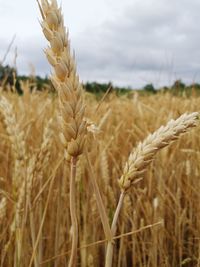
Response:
72,0,200,87
0,0,200,87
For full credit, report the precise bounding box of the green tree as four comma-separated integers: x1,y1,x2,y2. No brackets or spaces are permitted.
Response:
143,83,156,94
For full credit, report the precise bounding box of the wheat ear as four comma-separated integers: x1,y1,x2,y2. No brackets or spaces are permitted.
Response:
39,0,86,159
38,1,87,266
0,197,7,222
119,112,199,191
105,112,199,267
0,96,27,266
0,96,26,189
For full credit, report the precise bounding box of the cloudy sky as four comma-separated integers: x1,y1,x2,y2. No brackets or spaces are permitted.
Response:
0,0,200,88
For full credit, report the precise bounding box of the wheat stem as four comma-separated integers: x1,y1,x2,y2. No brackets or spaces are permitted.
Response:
106,112,199,267
86,151,113,242
105,191,125,267
68,156,78,267
38,1,87,265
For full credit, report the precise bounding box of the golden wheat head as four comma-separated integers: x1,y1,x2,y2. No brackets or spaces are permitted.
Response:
119,112,199,191
39,0,87,160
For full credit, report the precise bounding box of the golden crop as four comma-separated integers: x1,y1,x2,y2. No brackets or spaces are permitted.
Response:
0,0,199,266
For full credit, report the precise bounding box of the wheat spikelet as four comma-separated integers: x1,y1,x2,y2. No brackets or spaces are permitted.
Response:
0,96,26,161
17,119,53,212
100,151,116,207
39,0,87,160
11,119,53,232
101,150,110,185
10,156,36,233
9,118,53,264
119,112,199,191
35,118,53,174
0,197,7,222
0,96,26,188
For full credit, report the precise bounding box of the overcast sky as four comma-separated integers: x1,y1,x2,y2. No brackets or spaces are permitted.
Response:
0,0,200,88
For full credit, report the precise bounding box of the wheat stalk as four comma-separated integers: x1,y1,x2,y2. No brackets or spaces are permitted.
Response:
38,1,87,266
0,96,26,189
0,96,28,266
105,112,199,267
119,112,199,191
15,118,53,214
5,118,53,267
38,3,113,265
39,0,86,160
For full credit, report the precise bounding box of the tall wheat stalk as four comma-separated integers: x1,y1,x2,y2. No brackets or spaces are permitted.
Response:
105,112,199,267
38,0,87,266
0,96,27,266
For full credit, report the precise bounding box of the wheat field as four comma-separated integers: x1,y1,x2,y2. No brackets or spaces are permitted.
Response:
0,89,199,267
1,0,200,266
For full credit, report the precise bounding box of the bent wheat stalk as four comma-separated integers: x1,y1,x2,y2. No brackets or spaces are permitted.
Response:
105,112,199,267
38,0,87,266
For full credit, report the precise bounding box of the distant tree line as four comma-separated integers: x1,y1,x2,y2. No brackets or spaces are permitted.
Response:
1,64,200,96
0,64,50,94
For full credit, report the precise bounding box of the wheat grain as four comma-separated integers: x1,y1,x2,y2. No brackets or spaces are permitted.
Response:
0,96,26,189
0,197,7,222
105,111,199,267
119,112,199,191
39,0,87,160
38,1,87,266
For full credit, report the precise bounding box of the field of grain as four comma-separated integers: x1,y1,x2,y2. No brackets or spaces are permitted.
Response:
0,88,199,267
0,1,200,267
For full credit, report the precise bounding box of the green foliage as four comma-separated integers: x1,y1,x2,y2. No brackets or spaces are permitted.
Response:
2,64,200,97
143,83,156,94
0,64,17,86
84,81,113,94
170,80,186,96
